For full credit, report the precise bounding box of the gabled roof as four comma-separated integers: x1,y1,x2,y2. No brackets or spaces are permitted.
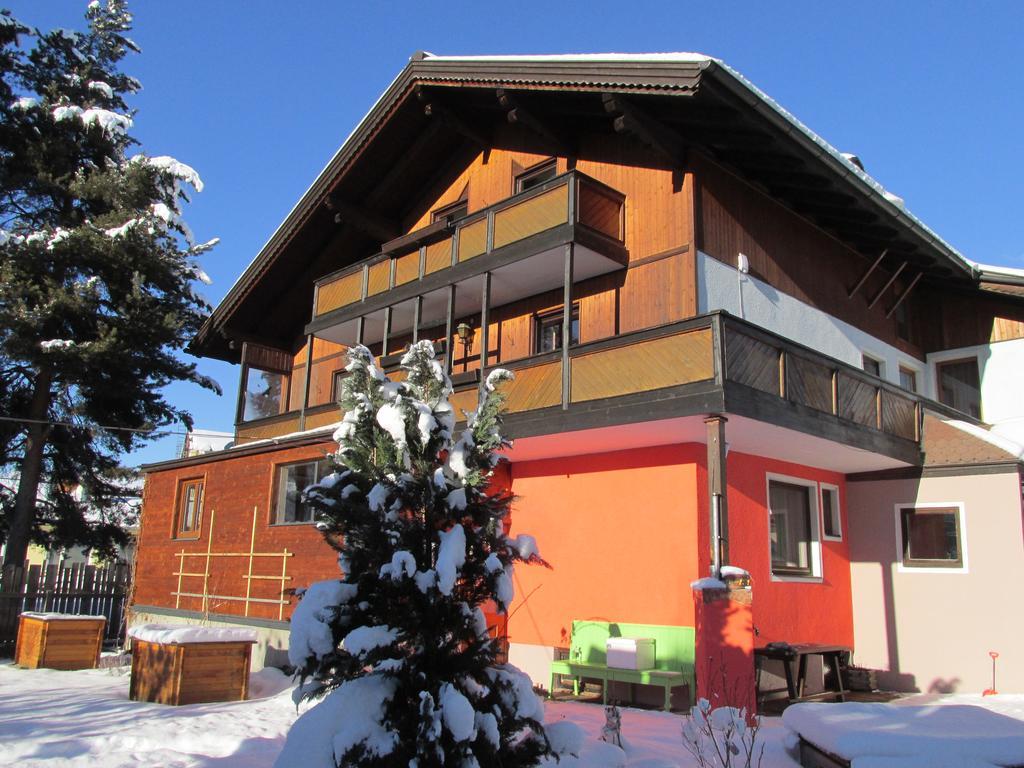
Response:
193,52,984,363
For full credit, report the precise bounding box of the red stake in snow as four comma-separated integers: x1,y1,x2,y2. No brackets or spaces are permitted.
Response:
983,651,999,696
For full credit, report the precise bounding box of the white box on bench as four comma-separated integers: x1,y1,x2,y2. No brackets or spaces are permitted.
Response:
606,637,655,670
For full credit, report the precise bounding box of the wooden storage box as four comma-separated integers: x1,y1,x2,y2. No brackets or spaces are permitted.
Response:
128,625,257,706
15,612,106,670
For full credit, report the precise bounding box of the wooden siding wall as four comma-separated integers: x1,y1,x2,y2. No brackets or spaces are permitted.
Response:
694,155,926,358
398,133,697,373
921,287,1024,350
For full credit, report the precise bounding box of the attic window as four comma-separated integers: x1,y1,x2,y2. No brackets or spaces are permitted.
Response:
432,200,468,223
515,159,557,193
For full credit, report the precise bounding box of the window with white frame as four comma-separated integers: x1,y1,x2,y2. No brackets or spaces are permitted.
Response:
897,503,966,570
821,483,842,540
273,458,332,524
767,475,821,579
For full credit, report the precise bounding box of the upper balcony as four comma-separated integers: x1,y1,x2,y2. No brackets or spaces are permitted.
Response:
306,170,627,349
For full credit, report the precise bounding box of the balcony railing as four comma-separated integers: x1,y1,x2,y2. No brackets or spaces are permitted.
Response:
235,312,927,463
312,170,626,321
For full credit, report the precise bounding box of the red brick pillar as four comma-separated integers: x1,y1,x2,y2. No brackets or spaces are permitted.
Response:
693,579,756,717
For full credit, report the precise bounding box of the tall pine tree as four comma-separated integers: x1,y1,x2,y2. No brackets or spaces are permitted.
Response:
0,2,218,567
280,341,552,768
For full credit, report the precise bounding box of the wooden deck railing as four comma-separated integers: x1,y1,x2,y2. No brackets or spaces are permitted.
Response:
232,312,926,448
313,171,625,319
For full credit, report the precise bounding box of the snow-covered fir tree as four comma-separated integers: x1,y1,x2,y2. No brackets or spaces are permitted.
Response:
280,341,552,768
0,1,218,566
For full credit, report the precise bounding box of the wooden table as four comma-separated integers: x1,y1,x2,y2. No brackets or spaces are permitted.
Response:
754,643,850,705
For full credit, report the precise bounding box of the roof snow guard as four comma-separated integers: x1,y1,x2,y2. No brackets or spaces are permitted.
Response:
193,53,981,363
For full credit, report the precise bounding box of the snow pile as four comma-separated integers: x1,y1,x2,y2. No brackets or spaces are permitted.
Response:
127,624,257,644
342,625,399,657
275,676,399,768
52,103,133,135
288,579,357,668
21,611,105,621
690,576,727,590
783,701,1024,767
436,523,466,595
39,339,76,352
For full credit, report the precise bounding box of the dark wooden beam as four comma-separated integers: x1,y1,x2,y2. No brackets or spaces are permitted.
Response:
367,118,443,205
885,272,923,318
848,250,888,298
867,261,908,309
717,149,807,171
417,86,490,148
496,88,573,156
326,197,399,243
602,93,687,168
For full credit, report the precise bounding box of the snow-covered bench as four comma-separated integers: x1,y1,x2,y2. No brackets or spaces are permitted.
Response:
549,620,695,711
784,701,1024,768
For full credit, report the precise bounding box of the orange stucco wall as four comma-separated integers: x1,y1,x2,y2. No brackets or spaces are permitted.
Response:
507,444,704,649
726,452,854,648
507,444,854,654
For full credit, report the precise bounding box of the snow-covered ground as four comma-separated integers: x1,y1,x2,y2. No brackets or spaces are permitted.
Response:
2,661,1023,767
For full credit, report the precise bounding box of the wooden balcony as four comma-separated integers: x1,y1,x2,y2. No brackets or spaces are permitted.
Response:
236,312,926,466
307,170,627,347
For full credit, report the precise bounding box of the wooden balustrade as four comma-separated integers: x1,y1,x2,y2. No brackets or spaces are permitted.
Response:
313,171,625,319
232,313,925,450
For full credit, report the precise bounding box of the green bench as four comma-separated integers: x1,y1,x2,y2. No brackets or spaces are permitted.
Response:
548,620,696,711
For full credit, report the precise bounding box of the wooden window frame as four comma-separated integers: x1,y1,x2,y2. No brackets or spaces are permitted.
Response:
514,158,557,194
766,473,822,582
271,458,332,526
898,364,919,393
820,483,842,541
236,364,292,424
330,368,347,403
861,353,883,378
173,477,205,539
532,303,580,355
431,199,469,223
895,502,967,572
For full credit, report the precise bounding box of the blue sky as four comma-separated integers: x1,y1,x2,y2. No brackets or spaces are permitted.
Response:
7,1,1024,466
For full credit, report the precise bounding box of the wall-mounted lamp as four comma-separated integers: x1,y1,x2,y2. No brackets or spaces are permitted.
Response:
455,322,473,355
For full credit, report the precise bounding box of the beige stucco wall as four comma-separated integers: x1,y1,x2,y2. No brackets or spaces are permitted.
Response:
847,469,1024,693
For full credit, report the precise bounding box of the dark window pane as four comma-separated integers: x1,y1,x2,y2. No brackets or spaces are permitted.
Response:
275,459,332,524
862,355,881,377
242,367,288,421
177,480,203,534
534,306,579,354
822,487,840,538
899,367,917,393
901,507,962,567
432,200,468,222
937,360,981,418
515,160,557,193
769,480,813,576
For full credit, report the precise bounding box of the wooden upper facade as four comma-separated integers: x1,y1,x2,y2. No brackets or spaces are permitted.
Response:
186,54,1024,462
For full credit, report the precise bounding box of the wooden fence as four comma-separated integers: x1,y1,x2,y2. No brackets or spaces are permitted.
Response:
0,562,130,656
